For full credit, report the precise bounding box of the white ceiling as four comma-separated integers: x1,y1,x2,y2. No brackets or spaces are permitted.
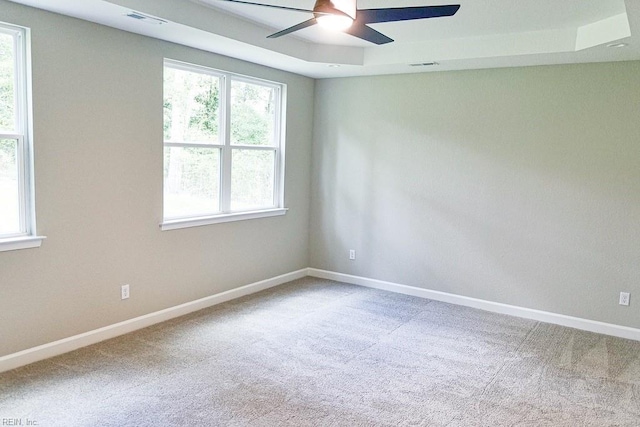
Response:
8,0,640,78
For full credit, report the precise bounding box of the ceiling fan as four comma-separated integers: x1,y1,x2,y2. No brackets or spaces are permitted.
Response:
214,0,460,45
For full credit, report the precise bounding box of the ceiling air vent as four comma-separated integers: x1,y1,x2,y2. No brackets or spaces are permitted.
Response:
410,62,439,67
125,12,167,25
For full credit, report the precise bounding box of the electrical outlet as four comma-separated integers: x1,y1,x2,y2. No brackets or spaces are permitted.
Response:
121,284,130,300
619,292,630,306
349,249,356,260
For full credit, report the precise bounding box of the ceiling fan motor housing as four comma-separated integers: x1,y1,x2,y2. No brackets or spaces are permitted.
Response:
313,0,356,19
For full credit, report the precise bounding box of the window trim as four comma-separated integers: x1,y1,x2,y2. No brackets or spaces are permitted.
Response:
160,208,288,231
160,59,287,230
0,22,44,252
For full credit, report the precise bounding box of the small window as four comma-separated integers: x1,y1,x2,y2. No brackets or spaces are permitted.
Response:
0,22,42,252
162,60,286,230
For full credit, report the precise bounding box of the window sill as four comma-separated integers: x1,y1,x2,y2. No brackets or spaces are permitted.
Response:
160,208,288,231
0,235,46,253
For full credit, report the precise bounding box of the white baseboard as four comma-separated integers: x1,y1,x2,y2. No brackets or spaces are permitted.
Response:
0,269,308,374
4,267,638,374
308,268,640,342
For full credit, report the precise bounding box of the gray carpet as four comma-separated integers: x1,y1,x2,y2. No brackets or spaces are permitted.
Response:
2,277,640,426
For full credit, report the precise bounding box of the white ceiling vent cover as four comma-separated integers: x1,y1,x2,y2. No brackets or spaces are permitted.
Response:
410,62,439,67
125,12,167,25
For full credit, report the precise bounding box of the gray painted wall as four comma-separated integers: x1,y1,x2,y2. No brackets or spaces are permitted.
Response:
310,62,640,328
3,0,640,359
0,1,314,356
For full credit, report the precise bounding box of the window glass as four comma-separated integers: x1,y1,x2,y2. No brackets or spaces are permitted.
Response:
163,67,221,144
163,146,220,219
0,32,15,132
230,80,276,146
163,60,284,223
0,138,20,234
230,149,275,211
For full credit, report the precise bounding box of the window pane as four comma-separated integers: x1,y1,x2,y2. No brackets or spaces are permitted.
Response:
230,81,276,146
0,33,15,132
164,146,220,218
164,67,220,143
231,149,275,211
0,139,20,234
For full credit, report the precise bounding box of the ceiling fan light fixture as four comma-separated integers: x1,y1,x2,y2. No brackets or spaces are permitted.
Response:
313,0,355,31
316,14,353,31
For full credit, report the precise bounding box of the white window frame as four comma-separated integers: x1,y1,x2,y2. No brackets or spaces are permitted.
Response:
161,59,287,231
0,22,44,252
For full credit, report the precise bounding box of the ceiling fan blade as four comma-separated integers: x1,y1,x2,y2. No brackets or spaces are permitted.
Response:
356,5,460,24
267,18,317,38
215,0,312,14
344,23,393,45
